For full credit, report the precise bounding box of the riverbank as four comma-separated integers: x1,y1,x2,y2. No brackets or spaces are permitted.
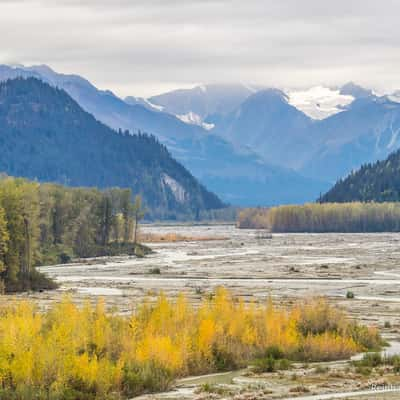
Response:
4,224,400,398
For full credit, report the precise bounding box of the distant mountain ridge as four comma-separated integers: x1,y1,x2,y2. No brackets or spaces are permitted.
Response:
212,89,315,170
5,64,400,207
144,81,400,185
205,84,400,184
0,77,224,219
148,83,260,128
0,64,327,206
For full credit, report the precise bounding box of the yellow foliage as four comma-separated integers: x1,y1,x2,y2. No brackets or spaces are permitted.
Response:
0,290,381,399
237,202,400,232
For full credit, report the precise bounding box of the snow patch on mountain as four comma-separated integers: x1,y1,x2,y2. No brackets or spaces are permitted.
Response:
144,98,164,111
124,96,164,111
288,86,355,120
388,91,400,104
176,111,214,130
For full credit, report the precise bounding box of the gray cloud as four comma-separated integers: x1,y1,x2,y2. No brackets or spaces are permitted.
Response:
0,0,399,96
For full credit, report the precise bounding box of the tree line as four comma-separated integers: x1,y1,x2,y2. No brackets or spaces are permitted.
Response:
0,176,145,292
0,77,224,220
321,147,400,203
237,202,400,232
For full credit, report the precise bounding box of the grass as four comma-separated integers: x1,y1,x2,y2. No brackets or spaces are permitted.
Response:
139,232,227,243
352,352,400,375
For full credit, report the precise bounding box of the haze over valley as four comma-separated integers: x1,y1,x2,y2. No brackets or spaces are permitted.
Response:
3,1,400,399
3,64,400,209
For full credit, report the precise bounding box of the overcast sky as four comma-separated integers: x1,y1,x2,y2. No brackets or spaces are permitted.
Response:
0,0,399,97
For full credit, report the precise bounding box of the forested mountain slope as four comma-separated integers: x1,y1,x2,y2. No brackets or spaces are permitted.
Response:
0,65,329,206
0,78,224,219
321,149,400,202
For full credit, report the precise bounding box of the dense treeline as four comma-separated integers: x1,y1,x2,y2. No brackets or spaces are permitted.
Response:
0,290,381,399
237,203,400,232
0,77,224,220
0,176,145,292
321,148,400,203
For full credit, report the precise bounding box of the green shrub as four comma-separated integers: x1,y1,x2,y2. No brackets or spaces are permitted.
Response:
390,356,400,373
264,345,285,360
199,383,228,395
122,362,173,397
315,365,329,374
277,358,292,370
384,321,392,328
356,352,382,367
59,252,72,264
253,355,276,373
252,347,291,373
212,346,239,371
355,365,372,376
347,324,384,350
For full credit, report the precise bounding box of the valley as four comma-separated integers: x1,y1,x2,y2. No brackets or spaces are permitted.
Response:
29,225,400,323
3,2,400,399
11,224,400,400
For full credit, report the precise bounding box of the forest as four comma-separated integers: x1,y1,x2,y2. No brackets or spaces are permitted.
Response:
0,176,146,293
0,289,381,399
0,77,224,220
321,147,400,203
237,202,400,232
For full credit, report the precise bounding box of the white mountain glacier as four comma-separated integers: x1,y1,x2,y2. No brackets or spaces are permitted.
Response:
0,64,328,206
287,86,355,120
2,64,400,206
176,111,214,130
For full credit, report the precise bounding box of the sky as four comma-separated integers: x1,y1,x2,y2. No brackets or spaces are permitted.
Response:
1,0,399,97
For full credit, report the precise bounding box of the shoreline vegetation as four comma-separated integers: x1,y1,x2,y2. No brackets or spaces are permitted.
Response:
237,202,400,232
0,176,146,293
0,289,382,399
139,232,228,243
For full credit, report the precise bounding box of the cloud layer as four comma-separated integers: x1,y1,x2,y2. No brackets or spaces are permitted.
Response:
1,0,399,96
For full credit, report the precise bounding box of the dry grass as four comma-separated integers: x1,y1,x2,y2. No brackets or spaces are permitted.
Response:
139,232,227,243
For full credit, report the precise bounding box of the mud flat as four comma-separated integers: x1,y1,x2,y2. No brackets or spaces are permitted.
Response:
6,224,400,399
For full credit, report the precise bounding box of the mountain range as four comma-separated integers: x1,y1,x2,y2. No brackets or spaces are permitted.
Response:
0,65,327,206
0,77,223,219
149,80,400,186
2,64,400,208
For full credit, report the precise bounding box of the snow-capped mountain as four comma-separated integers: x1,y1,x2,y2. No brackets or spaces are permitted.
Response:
208,82,400,184
388,90,400,104
212,89,315,170
0,64,328,206
148,83,261,123
301,95,400,181
3,64,400,205
287,86,355,120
